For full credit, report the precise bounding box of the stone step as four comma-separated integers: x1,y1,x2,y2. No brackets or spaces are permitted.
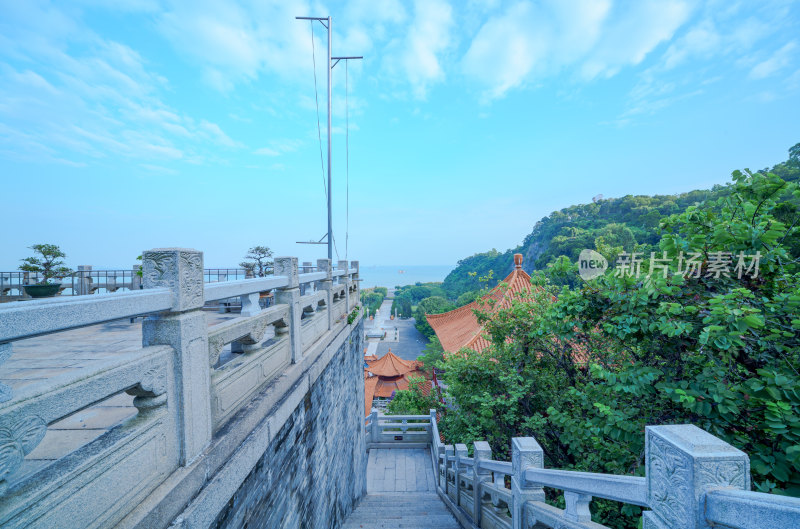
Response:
342,493,461,529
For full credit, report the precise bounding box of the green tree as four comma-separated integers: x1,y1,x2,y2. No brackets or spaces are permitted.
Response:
386,376,439,416
239,246,273,277
414,296,455,339
435,164,800,527
19,244,72,284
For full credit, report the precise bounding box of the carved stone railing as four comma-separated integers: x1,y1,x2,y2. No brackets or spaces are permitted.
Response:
366,411,432,447
0,248,360,528
370,410,800,529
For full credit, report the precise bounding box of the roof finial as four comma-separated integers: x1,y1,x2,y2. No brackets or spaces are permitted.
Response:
514,253,523,269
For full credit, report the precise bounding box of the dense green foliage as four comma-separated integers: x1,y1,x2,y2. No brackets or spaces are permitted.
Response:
386,376,439,416
391,282,448,319
360,287,386,317
413,296,455,339
441,145,800,300
392,146,800,528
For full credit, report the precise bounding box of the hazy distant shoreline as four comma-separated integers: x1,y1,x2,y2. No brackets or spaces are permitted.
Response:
358,265,453,289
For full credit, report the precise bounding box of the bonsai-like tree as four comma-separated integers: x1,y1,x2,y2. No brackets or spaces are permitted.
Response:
19,244,72,284
239,246,274,277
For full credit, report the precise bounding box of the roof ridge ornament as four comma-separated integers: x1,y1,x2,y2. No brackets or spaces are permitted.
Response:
514,253,523,269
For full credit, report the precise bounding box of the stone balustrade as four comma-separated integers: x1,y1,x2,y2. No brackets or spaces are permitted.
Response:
0,267,263,302
368,410,800,529
0,248,361,528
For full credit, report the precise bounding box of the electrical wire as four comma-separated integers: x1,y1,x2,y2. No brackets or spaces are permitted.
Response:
309,21,327,200
345,60,349,261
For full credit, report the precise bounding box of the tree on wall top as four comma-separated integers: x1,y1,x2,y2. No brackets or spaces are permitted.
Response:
240,246,274,277
19,244,72,284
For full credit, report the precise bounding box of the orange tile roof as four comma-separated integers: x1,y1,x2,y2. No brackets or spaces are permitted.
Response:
365,349,421,377
427,253,533,353
364,373,378,415
363,350,431,415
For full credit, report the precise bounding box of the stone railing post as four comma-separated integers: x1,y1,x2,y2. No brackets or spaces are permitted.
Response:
436,444,446,489
473,440,492,525
317,259,333,330
275,257,302,364
443,444,454,494
351,260,360,307
643,424,750,529
454,443,468,506
337,260,350,312
141,248,211,465
76,265,92,295
301,261,312,295
370,410,379,444
512,437,546,529
131,265,142,290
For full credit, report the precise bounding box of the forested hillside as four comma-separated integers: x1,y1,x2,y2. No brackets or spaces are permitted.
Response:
388,144,800,528
441,144,800,298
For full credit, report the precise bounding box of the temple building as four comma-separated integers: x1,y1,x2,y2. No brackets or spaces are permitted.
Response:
426,253,533,354
363,349,429,415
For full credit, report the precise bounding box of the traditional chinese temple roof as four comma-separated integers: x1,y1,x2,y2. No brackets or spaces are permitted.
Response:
427,253,532,353
363,349,430,416
365,349,420,377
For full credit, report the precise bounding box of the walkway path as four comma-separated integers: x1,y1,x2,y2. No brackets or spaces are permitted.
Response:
342,448,460,529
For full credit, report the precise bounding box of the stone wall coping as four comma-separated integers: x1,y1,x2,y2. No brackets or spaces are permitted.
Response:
0,288,173,342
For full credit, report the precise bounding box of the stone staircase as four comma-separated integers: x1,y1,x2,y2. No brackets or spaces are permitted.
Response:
342,492,460,529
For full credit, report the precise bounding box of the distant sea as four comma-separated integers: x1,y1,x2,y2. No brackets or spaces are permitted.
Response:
358,265,453,289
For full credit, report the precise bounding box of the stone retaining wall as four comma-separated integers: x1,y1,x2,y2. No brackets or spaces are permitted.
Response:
211,318,367,528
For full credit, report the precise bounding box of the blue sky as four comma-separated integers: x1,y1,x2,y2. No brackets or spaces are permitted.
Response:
1,0,799,270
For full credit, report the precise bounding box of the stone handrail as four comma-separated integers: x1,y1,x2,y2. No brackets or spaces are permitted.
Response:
373,409,800,529
0,248,360,528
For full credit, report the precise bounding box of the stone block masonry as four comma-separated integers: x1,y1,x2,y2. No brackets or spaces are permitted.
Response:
211,320,367,528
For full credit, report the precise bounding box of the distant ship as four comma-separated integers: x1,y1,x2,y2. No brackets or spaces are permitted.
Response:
398,270,405,274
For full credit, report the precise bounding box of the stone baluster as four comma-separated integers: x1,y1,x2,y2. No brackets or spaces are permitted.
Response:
643,424,750,529
131,265,143,291
473,440,492,525
141,248,211,465
274,257,302,364
229,291,262,354
512,437,546,529
316,259,333,330
454,443,468,506
337,260,350,312
370,410,379,444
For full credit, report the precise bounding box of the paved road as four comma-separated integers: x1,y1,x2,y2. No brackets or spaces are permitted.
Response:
367,299,429,361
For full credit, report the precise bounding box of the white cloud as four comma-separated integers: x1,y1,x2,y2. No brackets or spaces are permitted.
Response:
461,0,691,99
749,41,797,79
254,147,280,156
253,138,302,156
0,2,241,167
156,0,316,91
381,0,455,99
402,0,454,98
